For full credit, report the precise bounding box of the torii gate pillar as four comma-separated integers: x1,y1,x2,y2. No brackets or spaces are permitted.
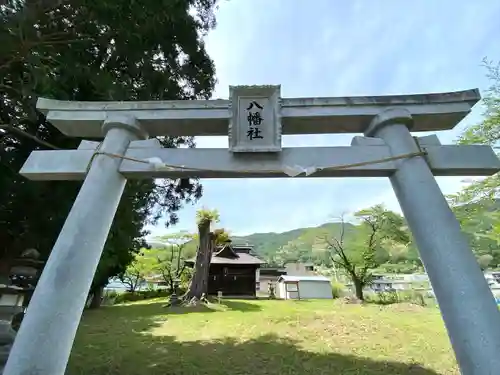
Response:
366,108,500,375
2,115,147,375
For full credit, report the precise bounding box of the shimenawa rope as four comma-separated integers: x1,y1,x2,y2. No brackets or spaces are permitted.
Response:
85,138,427,176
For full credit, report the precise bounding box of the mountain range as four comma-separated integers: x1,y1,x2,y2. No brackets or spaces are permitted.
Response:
147,222,351,263
146,198,500,272
230,222,356,263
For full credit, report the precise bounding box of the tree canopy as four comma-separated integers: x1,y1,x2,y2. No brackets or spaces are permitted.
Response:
322,206,411,299
447,59,500,266
0,0,219,292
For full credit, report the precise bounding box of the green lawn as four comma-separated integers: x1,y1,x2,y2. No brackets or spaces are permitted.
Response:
68,299,458,375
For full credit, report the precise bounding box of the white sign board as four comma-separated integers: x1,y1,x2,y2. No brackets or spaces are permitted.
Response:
228,85,282,153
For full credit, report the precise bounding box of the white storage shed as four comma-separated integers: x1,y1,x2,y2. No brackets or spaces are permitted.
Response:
276,275,333,300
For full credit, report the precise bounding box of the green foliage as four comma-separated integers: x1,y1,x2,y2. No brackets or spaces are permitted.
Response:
237,223,355,266
374,263,423,274
325,207,411,298
477,254,494,270
447,59,500,269
365,291,398,305
231,214,423,274
179,267,194,288
213,228,231,245
459,59,500,146
119,249,158,292
400,290,427,307
233,228,307,263
227,200,498,275
446,196,500,267
0,1,219,293
151,246,188,291
365,290,426,307
355,205,410,245
330,282,345,299
112,289,172,304
122,238,194,293
172,224,231,258
196,208,220,227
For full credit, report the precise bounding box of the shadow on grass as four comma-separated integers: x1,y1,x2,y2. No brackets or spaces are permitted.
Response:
84,298,262,320
71,302,444,375
219,299,262,312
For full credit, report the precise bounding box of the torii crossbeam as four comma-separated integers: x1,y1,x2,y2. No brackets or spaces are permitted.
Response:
5,86,500,375
20,137,500,180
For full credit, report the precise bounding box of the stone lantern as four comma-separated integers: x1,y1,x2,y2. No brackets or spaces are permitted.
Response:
0,249,44,371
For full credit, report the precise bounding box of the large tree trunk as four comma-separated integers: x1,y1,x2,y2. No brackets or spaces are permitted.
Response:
87,286,104,309
353,278,364,301
199,232,215,295
185,221,214,300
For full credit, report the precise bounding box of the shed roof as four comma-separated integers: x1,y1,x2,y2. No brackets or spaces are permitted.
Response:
278,275,330,282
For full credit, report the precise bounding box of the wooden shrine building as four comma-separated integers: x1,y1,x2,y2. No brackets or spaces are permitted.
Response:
185,242,265,296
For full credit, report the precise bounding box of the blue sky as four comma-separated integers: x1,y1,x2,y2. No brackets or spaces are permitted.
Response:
147,0,500,237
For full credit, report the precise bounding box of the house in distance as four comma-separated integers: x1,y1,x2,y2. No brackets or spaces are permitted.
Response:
184,240,265,297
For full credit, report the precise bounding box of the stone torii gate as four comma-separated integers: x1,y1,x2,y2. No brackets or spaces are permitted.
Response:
5,85,500,375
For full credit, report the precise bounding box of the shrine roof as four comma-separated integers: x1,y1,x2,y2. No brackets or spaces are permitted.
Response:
209,252,265,265
184,243,265,266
